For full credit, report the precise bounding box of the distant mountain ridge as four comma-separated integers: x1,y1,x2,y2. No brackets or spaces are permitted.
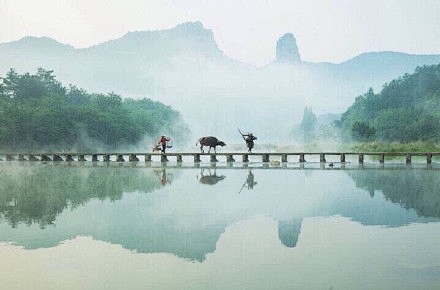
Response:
1,21,440,140
0,36,74,50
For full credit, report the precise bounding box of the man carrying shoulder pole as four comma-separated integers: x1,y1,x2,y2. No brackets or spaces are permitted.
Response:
238,129,257,152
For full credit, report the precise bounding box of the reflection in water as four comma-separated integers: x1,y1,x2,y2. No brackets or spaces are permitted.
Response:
1,216,439,290
0,163,439,264
197,168,226,185
346,169,440,219
239,170,258,193
277,218,302,248
0,164,164,228
153,168,173,186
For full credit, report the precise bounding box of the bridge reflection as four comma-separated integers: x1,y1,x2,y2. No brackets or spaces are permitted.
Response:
0,163,439,262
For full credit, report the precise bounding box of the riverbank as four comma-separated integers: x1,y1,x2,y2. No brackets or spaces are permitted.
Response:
351,141,440,153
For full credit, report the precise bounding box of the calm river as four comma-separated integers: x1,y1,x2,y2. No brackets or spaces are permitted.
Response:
0,162,439,289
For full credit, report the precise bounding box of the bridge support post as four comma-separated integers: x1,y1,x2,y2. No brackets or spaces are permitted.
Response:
210,154,218,162
78,155,86,162
53,154,63,162
427,153,432,164
320,153,326,163
379,154,385,164
145,154,152,162
103,155,110,162
41,155,51,161
92,154,99,162
176,155,182,163
358,154,364,164
29,154,38,161
161,154,168,162
299,154,305,163
194,154,201,163
262,154,269,163
242,154,249,163
340,154,345,163
116,154,125,162
18,154,27,161
6,154,16,161
282,154,288,163
227,154,235,162
66,154,74,162
129,154,139,162
406,154,411,164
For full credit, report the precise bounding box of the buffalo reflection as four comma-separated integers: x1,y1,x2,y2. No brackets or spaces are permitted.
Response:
197,169,226,185
1,164,439,263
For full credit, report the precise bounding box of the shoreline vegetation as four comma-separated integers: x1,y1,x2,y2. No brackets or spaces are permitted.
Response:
220,141,440,153
350,141,440,153
0,68,189,152
338,64,440,143
2,64,440,154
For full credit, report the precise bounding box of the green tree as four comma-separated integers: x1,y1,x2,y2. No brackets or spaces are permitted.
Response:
339,64,440,142
351,121,375,141
0,68,190,151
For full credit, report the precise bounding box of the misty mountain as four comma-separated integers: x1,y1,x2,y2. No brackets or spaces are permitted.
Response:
1,21,440,142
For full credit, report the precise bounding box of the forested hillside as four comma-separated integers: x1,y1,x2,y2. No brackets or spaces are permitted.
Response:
2,22,440,140
0,68,189,151
339,64,440,142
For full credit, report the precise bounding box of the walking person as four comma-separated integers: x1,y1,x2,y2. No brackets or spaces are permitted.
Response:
158,135,170,154
238,129,257,152
244,133,257,152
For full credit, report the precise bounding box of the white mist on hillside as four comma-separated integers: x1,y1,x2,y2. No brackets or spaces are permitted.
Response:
2,22,440,147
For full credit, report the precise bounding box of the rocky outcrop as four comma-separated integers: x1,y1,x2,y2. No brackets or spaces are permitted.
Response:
276,33,301,63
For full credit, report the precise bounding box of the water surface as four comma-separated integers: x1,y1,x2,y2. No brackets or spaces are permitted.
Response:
0,162,439,289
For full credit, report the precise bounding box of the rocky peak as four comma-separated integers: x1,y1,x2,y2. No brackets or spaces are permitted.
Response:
276,33,301,63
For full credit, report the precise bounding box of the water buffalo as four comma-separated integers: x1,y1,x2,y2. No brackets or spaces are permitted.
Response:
196,136,226,153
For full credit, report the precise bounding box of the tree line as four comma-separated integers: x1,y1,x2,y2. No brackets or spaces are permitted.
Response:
338,64,440,142
0,68,189,151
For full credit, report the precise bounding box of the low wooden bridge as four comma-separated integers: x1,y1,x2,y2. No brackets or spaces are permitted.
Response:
0,152,439,164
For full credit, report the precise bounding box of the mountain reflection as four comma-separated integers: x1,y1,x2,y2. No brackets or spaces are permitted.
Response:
278,218,302,248
0,164,439,262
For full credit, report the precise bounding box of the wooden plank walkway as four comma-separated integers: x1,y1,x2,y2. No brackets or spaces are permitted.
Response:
0,152,439,164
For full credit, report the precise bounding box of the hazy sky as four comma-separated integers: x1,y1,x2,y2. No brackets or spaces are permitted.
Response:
1,0,440,65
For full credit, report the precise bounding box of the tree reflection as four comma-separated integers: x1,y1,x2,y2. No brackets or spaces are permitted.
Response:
1,165,439,262
347,169,440,218
0,165,164,228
